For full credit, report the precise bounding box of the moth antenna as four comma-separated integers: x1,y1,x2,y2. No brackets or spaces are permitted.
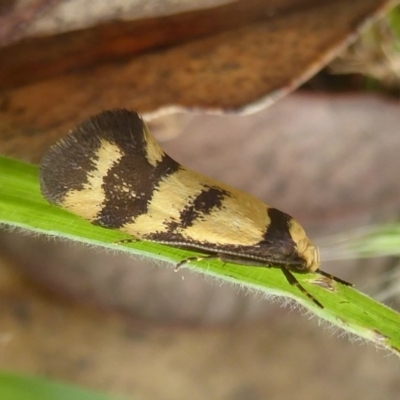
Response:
316,269,353,287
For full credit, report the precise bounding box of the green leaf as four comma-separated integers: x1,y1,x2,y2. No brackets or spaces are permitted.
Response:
1,155,400,356
0,372,122,400
387,6,400,48
321,224,400,260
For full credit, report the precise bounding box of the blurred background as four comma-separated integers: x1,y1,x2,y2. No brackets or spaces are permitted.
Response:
1,1,400,399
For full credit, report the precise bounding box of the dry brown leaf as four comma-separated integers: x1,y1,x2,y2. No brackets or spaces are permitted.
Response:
0,0,311,47
0,0,393,160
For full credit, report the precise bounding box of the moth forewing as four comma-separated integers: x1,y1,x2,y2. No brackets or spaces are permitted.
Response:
40,109,350,308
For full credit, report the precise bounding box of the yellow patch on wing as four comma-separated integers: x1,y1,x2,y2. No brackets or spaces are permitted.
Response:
62,139,123,220
143,124,165,167
122,165,271,246
180,183,270,246
122,168,208,237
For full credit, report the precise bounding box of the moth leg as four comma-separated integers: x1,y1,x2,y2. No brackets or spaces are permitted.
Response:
280,267,324,309
175,254,220,271
115,238,140,245
218,254,324,308
316,269,353,287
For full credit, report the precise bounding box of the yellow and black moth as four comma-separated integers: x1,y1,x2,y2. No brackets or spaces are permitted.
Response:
40,109,350,308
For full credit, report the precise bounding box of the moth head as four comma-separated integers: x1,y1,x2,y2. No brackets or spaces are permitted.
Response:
288,219,320,272
294,237,320,272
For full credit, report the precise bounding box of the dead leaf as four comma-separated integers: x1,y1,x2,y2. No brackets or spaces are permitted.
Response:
0,0,393,160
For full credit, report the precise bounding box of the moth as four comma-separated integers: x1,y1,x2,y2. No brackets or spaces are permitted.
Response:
40,109,350,308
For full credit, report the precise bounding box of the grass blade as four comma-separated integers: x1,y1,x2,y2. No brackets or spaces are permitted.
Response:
1,155,400,355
